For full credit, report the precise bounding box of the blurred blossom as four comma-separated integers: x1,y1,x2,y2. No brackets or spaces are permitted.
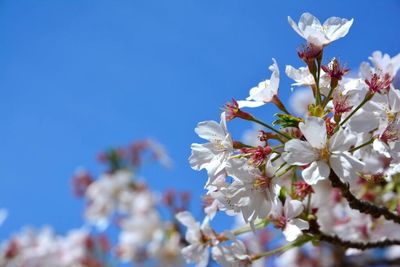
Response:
289,88,314,115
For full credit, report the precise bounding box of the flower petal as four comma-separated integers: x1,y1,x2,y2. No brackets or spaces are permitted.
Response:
329,128,357,152
237,100,265,108
189,143,217,171
175,211,197,228
283,223,302,242
195,120,225,141
283,139,318,165
299,116,327,149
302,160,330,184
323,17,354,42
330,152,364,182
284,199,304,219
298,13,322,33
291,218,309,231
287,16,304,38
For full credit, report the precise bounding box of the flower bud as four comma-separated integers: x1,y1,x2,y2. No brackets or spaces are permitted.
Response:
223,99,254,121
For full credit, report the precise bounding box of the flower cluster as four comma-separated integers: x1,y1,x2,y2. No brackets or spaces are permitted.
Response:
0,227,108,267
1,12,400,267
182,12,400,266
72,140,185,266
0,140,187,267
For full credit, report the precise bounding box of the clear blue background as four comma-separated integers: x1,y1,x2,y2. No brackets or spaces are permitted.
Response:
0,0,399,248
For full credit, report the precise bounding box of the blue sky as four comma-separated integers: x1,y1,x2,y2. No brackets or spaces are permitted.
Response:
0,0,399,246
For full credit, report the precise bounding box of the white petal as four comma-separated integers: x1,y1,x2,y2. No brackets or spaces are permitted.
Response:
195,120,225,141
226,158,258,183
299,116,327,149
237,100,265,108
330,152,364,182
176,211,197,228
347,111,380,132
285,65,314,86
269,58,280,94
323,17,354,42
189,143,217,171
389,88,400,113
302,160,330,184
283,223,302,242
287,16,304,38
329,128,357,152
373,139,391,158
298,13,322,33
291,218,309,231
298,13,326,45
197,248,210,267
289,88,314,116
284,200,304,219
283,139,318,165
247,80,275,103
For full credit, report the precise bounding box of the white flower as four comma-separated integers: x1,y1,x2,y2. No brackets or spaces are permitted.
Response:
0,227,95,267
285,65,330,94
175,211,215,267
283,116,364,184
189,112,233,187
119,188,156,215
289,88,314,116
148,231,184,267
360,51,400,79
225,158,281,225
117,209,162,262
59,228,92,266
211,232,251,267
85,170,132,229
270,198,309,242
288,13,353,46
203,197,221,220
206,173,243,216
332,204,373,242
237,59,279,108
285,65,315,88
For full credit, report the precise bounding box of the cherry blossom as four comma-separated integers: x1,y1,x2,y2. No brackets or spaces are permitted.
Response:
288,12,353,46
283,116,364,184
270,198,309,242
175,211,216,267
237,59,279,108
189,112,233,187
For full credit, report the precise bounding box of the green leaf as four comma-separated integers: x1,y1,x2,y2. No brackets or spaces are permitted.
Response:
273,113,302,129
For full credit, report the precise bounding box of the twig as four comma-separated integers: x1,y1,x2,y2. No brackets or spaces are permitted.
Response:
328,172,400,224
308,220,400,250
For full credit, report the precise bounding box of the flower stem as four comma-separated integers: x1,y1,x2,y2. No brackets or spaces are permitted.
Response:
232,218,269,236
250,117,292,140
338,96,370,128
251,235,312,261
322,79,338,108
272,95,290,115
349,139,374,153
314,54,323,106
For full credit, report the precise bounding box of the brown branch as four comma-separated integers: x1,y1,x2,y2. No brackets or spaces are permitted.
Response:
307,220,400,250
329,172,400,224
318,232,400,250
